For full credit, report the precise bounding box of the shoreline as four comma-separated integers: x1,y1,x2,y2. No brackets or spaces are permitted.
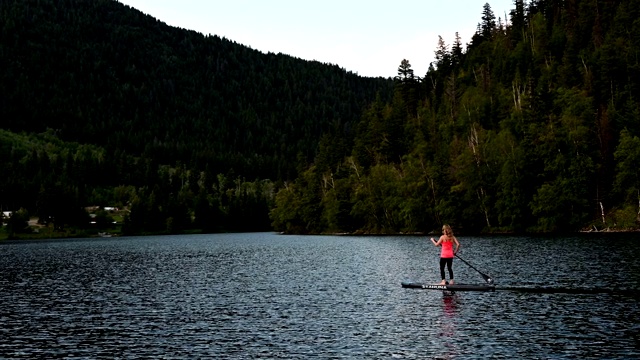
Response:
4,226,640,242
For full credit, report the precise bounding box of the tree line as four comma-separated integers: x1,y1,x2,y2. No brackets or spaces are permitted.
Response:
0,0,392,238
1,129,275,237
2,0,639,238
271,0,640,234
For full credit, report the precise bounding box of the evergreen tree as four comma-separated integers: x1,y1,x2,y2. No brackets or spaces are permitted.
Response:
480,3,497,40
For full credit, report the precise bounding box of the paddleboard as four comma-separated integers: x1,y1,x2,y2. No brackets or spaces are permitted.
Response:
401,281,495,292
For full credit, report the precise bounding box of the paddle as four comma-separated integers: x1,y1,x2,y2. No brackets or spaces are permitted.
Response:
455,254,494,284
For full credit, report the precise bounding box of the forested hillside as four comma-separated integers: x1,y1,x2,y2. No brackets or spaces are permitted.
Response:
271,0,640,234
0,0,393,237
1,0,392,179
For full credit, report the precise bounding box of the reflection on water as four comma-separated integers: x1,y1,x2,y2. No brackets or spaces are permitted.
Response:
1,232,639,359
442,293,458,317
439,293,458,358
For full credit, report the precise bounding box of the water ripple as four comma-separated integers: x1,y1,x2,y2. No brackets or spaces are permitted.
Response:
1,233,639,358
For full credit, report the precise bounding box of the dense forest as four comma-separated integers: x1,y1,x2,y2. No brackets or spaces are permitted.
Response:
270,0,640,234
2,0,640,238
0,0,392,238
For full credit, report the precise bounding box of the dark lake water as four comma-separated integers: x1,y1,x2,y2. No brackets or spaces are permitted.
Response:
1,233,639,359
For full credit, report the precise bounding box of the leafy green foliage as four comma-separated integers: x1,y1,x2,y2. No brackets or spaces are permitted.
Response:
614,130,640,206
272,0,640,234
5,208,31,238
3,0,640,236
0,0,392,237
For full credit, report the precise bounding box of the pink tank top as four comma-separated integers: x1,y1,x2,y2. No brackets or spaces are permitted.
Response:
441,238,454,258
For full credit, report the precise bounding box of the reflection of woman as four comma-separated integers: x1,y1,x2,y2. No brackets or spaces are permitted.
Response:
430,224,460,285
440,294,458,342
443,293,457,317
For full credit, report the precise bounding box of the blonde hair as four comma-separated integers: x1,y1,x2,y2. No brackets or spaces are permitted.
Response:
442,224,453,236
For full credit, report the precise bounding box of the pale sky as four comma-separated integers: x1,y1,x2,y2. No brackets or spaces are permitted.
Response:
117,0,516,78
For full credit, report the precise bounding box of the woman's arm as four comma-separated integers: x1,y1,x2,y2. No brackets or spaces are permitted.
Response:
453,236,460,254
430,236,441,246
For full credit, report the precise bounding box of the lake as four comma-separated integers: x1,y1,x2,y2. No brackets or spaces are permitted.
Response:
1,232,639,358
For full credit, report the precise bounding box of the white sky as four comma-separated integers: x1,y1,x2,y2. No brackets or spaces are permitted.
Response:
117,0,516,78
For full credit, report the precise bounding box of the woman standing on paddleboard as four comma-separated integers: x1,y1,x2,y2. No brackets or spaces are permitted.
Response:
431,224,460,285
